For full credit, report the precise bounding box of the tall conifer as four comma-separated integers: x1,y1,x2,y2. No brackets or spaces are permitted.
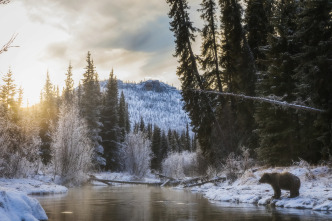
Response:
100,70,120,170
81,51,105,167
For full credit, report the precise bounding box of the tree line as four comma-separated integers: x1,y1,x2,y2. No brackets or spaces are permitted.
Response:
166,0,331,166
0,52,133,182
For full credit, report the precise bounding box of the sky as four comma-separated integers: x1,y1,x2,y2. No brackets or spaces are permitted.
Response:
0,0,201,105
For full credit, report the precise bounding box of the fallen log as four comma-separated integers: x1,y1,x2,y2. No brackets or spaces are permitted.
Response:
184,177,226,188
89,175,163,186
153,172,176,181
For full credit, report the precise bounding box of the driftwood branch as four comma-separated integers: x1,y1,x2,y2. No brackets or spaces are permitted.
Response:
194,89,326,113
89,175,163,186
184,177,226,188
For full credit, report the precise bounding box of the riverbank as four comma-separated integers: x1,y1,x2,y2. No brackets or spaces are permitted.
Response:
0,176,68,221
189,166,332,211
92,166,332,212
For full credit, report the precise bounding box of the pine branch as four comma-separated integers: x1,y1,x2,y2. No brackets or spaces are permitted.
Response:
194,89,326,113
0,33,19,54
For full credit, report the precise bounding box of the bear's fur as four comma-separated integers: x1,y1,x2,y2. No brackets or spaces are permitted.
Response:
259,172,301,199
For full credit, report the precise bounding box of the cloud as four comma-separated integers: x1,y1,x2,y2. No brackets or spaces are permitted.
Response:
21,0,179,83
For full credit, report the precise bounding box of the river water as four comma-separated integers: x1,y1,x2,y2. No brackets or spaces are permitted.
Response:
34,185,331,221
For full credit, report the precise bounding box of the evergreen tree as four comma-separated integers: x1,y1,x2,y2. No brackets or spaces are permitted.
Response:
146,123,153,140
63,62,74,104
185,123,191,151
199,0,223,92
80,51,105,167
255,0,301,165
244,0,274,67
0,68,16,110
39,72,58,164
118,91,127,142
139,116,145,133
166,0,218,162
100,70,120,170
291,0,332,162
125,103,131,133
0,68,19,121
151,125,162,171
160,131,169,163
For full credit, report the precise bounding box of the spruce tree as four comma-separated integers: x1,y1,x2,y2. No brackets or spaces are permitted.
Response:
160,131,169,164
80,51,105,167
118,91,130,142
292,0,332,162
0,68,18,121
151,125,162,171
255,0,301,165
63,62,74,104
39,72,58,164
100,70,120,170
166,0,218,162
199,0,223,92
244,0,273,66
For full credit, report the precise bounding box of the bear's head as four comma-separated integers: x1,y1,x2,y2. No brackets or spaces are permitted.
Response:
259,173,272,184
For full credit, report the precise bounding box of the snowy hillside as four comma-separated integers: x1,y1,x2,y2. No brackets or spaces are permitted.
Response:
102,79,192,133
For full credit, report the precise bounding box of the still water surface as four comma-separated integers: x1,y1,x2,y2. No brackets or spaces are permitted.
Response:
34,185,331,221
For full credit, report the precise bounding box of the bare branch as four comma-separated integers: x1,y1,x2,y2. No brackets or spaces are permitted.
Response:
0,33,19,54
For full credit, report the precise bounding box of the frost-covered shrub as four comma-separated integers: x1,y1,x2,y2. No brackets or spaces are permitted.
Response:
0,106,41,178
121,131,152,178
162,151,197,179
51,103,94,186
223,152,242,182
293,158,316,181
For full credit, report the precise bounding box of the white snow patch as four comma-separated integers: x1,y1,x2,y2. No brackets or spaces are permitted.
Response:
0,175,68,220
191,166,332,213
0,190,47,221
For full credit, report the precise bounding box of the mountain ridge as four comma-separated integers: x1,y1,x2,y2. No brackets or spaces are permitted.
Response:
101,79,191,133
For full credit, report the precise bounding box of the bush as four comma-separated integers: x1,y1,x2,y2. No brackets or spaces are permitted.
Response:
0,106,41,178
121,131,152,178
51,103,94,186
162,151,197,179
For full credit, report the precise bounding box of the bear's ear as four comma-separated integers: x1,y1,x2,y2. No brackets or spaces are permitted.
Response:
259,173,271,183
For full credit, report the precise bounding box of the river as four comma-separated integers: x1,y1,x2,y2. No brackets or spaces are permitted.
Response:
34,185,331,221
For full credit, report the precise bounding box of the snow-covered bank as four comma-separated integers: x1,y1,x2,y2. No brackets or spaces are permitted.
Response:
0,190,47,221
0,177,68,195
190,166,332,212
0,176,68,220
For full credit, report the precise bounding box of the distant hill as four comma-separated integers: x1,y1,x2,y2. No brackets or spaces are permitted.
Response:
101,79,191,133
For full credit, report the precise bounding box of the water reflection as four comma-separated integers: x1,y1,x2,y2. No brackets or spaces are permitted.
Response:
34,185,331,221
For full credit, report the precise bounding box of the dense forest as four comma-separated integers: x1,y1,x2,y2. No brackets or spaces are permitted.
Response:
0,50,200,184
166,0,331,166
0,0,331,186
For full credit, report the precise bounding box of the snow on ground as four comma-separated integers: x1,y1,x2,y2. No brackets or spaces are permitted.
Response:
190,166,332,212
0,176,68,220
0,177,68,195
0,190,48,221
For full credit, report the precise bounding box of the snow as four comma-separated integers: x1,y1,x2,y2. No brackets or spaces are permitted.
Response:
0,190,47,221
0,176,68,220
102,80,192,133
190,166,332,212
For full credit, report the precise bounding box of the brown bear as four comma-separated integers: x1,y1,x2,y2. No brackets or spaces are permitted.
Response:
259,172,301,199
